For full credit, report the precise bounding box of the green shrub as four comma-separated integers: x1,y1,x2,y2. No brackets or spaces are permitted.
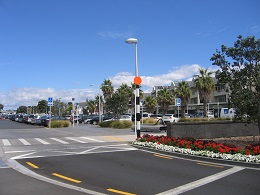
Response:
141,118,158,124
179,117,233,123
99,121,114,127
99,120,133,129
50,120,71,128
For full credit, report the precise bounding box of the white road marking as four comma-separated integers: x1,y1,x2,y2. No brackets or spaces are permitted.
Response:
50,138,69,144
80,136,104,142
10,151,37,159
19,139,31,145
65,137,88,143
5,150,35,154
2,139,11,146
156,166,245,195
35,138,50,145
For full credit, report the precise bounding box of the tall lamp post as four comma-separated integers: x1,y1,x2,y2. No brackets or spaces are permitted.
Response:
125,38,141,138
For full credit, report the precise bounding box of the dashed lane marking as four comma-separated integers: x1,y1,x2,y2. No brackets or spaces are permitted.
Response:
80,136,104,142
107,188,136,195
65,137,88,143
50,138,69,144
19,139,31,145
52,173,82,183
197,162,224,169
2,139,11,146
35,138,50,145
26,162,39,169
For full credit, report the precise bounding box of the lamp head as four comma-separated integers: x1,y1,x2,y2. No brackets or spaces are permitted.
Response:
125,38,138,44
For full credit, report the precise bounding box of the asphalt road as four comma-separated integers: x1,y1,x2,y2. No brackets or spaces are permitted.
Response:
1,120,260,194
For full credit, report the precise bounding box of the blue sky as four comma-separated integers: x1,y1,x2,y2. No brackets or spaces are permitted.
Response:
0,0,259,110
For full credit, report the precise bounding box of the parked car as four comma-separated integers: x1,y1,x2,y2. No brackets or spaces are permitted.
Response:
193,111,214,118
65,115,71,120
70,116,83,123
83,114,99,124
30,114,42,125
21,114,29,123
89,116,114,125
162,114,179,123
150,114,163,119
119,115,132,121
36,115,47,126
18,114,25,123
142,113,152,119
41,116,66,127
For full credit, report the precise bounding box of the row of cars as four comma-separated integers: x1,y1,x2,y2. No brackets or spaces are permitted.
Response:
9,114,67,127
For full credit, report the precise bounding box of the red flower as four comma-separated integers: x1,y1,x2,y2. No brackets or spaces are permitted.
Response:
246,150,251,155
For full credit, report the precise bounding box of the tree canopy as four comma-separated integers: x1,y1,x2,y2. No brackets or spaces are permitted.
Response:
157,88,175,114
211,35,260,132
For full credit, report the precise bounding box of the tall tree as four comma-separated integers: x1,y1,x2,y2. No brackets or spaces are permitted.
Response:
37,100,48,113
145,96,157,113
86,100,96,114
211,35,260,133
117,83,132,95
193,68,215,118
106,91,129,119
174,81,192,118
16,106,27,114
117,83,133,113
157,88,175,114
101,79,114,100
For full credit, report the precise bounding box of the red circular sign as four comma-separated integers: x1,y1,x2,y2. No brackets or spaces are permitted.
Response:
134,76,142,85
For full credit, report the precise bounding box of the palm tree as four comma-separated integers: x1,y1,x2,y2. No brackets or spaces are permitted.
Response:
193,68,215,118
101,79,114,100
86,100,96,114
157,88,175,114
117,83,132,95
174,81,192,118
145,96,157,113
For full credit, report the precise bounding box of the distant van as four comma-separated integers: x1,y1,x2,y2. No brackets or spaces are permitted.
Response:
220,108,235,118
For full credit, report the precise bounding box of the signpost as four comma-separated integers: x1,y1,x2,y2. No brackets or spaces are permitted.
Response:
176,98,181,118
48,97,53,128
72,98,75,128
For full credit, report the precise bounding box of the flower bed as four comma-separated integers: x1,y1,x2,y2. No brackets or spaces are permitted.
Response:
132,134,260,163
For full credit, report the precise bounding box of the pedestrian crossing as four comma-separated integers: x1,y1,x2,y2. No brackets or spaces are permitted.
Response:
0,136,110,146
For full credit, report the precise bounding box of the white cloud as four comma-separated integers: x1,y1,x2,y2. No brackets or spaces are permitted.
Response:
1,64,219,110
0,88,96,110
109,64,202,89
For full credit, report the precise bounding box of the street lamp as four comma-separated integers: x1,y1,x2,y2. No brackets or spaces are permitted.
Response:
90,84,108,124
125,38,141,138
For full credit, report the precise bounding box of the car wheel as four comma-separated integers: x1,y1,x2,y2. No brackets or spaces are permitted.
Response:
93,121,97,125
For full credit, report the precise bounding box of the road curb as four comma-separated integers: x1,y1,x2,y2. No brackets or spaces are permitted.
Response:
130,144,260,169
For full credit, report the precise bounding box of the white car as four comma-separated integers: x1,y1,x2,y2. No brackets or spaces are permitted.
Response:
119,115,132,121
162,114,179,123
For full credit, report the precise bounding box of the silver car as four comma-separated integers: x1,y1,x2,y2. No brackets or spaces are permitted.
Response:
162,114,179,123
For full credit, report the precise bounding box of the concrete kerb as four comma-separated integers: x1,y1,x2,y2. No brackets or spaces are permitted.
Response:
130,144,260,169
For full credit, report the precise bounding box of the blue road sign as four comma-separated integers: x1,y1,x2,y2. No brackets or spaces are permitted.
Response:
48,97,53,106
176,98,181,106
